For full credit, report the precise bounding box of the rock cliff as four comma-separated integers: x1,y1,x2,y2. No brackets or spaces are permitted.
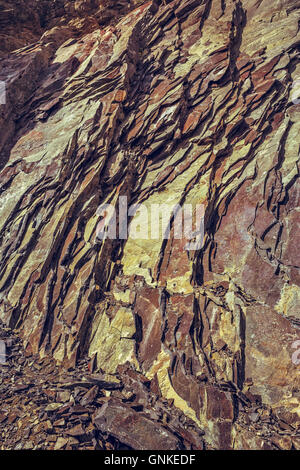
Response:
0,0,300,450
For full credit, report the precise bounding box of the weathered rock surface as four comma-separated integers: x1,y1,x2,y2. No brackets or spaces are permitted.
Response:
0,0,300,450
0,321,207,450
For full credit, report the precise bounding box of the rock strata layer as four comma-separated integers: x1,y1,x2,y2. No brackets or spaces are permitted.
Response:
0,0,300,450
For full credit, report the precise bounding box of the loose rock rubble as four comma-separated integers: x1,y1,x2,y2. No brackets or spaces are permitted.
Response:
1,321,299,450
0,321,207,450
0,0,300,450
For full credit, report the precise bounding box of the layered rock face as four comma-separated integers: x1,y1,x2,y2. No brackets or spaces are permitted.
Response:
0,0,300,450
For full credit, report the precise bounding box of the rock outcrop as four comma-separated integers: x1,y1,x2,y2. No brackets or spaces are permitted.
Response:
0,0,300,450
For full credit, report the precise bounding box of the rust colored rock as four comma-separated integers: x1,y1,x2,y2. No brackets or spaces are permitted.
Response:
94,400,183,450
1,0,300,451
